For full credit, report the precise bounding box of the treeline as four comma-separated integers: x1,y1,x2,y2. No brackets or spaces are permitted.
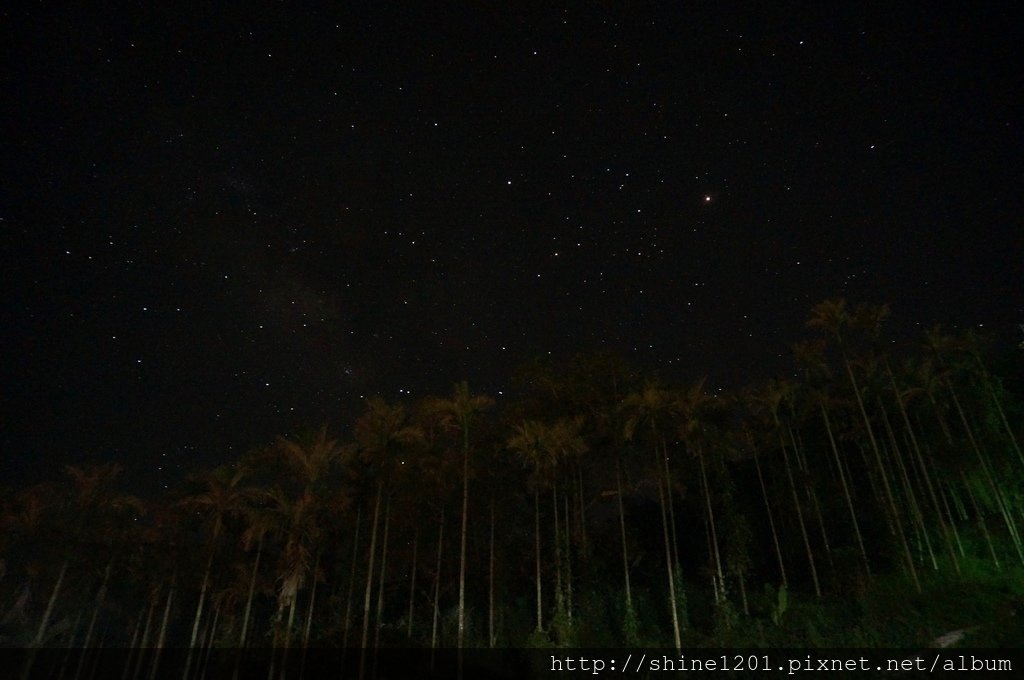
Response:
2,299,1022,659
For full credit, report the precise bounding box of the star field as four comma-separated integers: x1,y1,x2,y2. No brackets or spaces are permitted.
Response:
2,5,1021,489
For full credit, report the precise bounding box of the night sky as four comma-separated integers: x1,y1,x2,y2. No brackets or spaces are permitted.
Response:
3,5,1021,491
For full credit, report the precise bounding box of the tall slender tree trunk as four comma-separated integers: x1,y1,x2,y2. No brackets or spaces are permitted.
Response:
948,378,1024,564
821,403,870,576
790,424,833,565
130,595,157,680
928,390,955,445
88,626,109,680
775,413,820,599
552,483,563,611
457,428,469,654
753,447,787,587
702,499,715,600
297,551,321,680
431,506,445,652
121,607,145,680
615,459,633,610
430,505,445,676
81,558,113,651
960,470,999,568
60,610,85,680
359,483,383,680
149,573,176,680
371,497,392,680
373,496,392,652
303,551,321,648
21,555,71,679
199,601,221,680
488,499,495,647
239,535,264,648
564,491,573,627
657,469,682,653
76,559,113,680
970,351,1024,467
279,595,298,680
576,465,588,554
842,352,920,592
894,370,960,574
698,444,725,603
879,401,936,569
407,528,418,639
185,523,220,680
342,508,361,650
736,570,749,616
660,436,682,571
533,489,543,633
936,478,966,558
31,558,68,647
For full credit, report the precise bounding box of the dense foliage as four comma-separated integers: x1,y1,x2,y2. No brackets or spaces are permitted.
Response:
2,300,1023,664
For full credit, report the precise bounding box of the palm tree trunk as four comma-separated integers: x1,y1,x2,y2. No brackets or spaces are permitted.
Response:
948,483,969,521
753,447,787,587
928,390,955,445
457,430,469,652
407,528,418,639
533,488,542,633
488,499,495,647
842,352,920,592
81,558,113,651
660,437,682,572
775,415,820,599
698,444,725,603
615,458,632,610
937,478,966,558
373,496,391,652
76,558,113,680
239,534,264,647
902,425,949,567
657,469,682,653
737,571,749,616
199,600,221,680
342,507,361,650
895,371,960,574
552,483,563,611
971,351,1024,467
24,559,77,678
430,506,445,674
185,524,220,680
60,609,84,680
821,403,870,576
359,483,383,680
130,595,157,680
879,401,936,569
371,497,391,680
149,573,176,680
279,596,298,679
960,470,999,568
303,551,321,648
431,506,445,651
88,626,109,680
121,607,145,680
790,424,833,566
702,482,716,597
948,379,1024,564
297,551,320,680
576,464,588,554
31,558,68,647
564,491,573,626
